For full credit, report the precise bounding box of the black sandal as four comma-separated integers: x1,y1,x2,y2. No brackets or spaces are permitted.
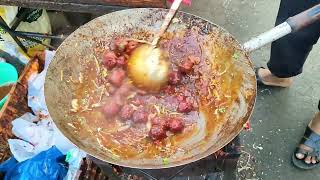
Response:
292,126,320,169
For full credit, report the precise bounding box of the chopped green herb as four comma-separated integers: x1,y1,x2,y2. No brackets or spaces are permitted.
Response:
162,158,169,165
111,154,120,160
80,99,87,106
232,52,240,60
218,107,226,113
118,42,126,51
79,117,86,125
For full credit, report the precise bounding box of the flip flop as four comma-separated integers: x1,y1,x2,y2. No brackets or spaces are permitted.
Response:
292,126,320,170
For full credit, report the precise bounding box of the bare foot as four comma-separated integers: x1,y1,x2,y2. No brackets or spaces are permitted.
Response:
295,144,319,164
257,68,293,87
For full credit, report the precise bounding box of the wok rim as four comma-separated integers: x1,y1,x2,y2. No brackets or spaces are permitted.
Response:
45,8,257,169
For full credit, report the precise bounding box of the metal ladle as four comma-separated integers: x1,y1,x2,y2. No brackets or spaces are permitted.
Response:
128,0,183,92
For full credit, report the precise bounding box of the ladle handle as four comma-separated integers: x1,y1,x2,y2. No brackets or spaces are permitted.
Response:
151,0,183,46
243,3,320,52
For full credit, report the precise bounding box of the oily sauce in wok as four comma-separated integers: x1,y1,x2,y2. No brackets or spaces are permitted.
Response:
67,29,244,160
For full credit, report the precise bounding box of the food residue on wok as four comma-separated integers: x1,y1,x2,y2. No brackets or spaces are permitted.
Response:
66,29,245,160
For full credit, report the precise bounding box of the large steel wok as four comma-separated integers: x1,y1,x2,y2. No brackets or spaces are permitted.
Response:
44,6,320,169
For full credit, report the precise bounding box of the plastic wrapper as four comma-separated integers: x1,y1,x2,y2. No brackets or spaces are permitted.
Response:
64,149,87,180
9,112,76,162
3,50,86,180
0,146,68,180
27,50,55,116
0,6,52,63
8,50,75,162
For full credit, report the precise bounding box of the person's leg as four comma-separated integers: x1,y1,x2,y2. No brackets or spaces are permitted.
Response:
258,0,320,87
294,100,320,168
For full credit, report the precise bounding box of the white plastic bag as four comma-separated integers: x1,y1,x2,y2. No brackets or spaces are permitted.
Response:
27,50,55,116
9,112,77,162
9,51,78,160
8,50,86,179
8,139,35,162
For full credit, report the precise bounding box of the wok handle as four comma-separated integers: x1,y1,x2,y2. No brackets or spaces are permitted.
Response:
287,4,320,32
242,22,292,52
243,3,320,52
